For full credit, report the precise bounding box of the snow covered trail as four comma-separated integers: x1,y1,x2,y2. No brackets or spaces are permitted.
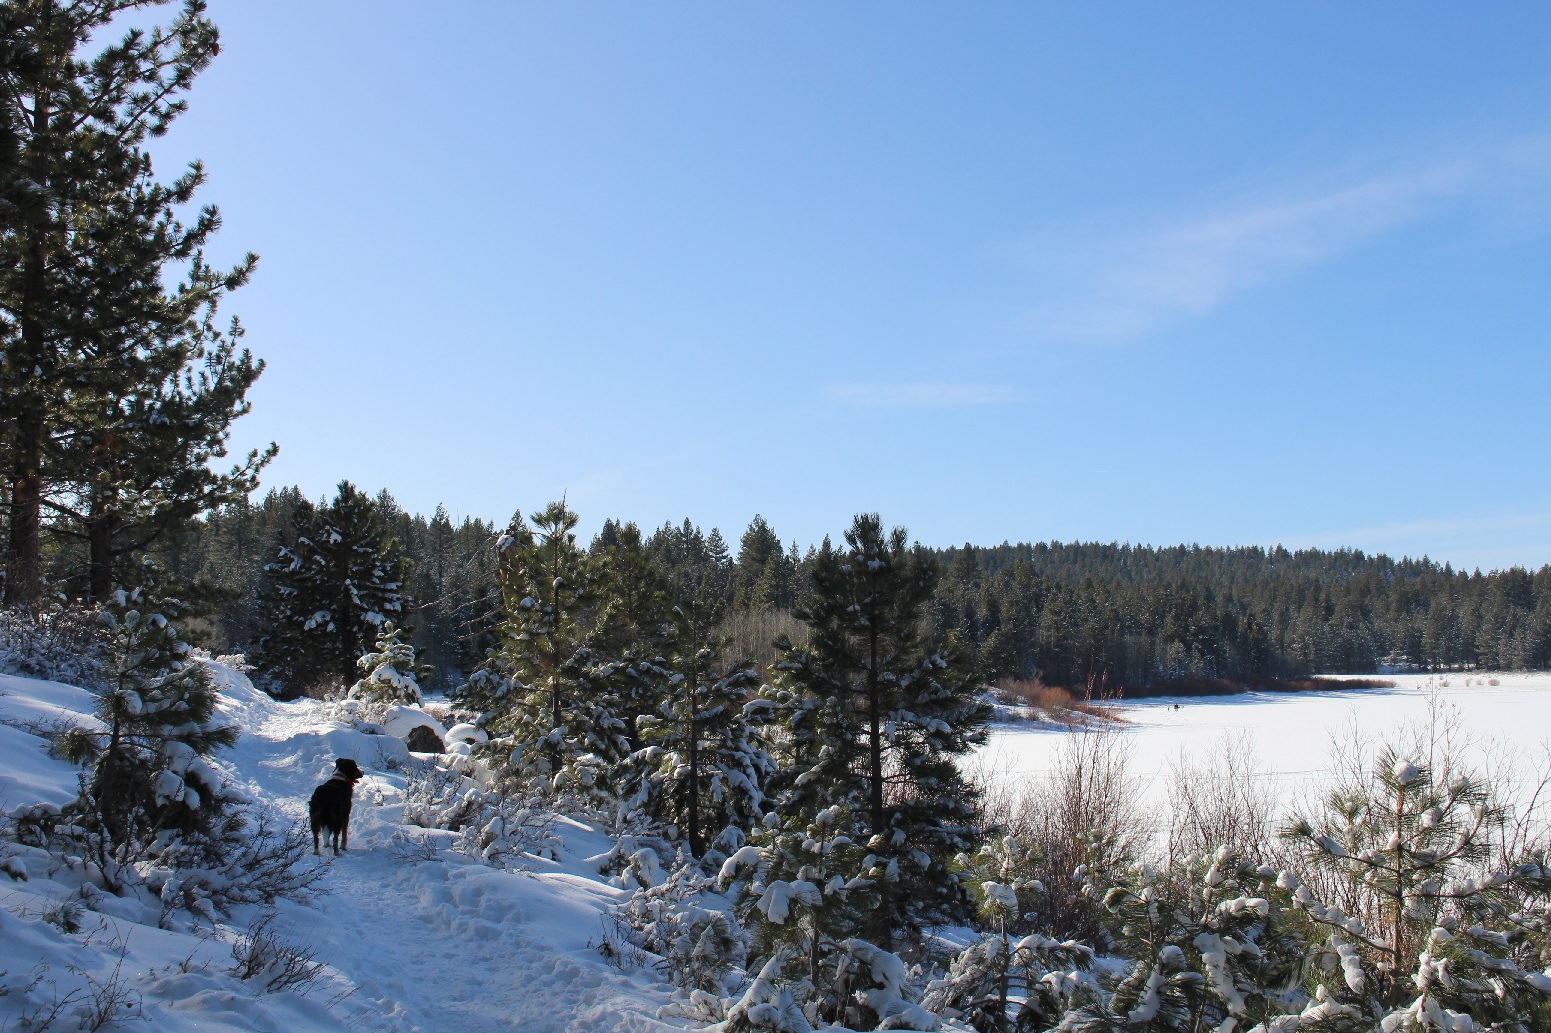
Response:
212,670,686,1033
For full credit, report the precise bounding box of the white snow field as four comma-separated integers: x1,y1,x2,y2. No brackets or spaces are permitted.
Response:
979,671,1551,820
0,663,685,1033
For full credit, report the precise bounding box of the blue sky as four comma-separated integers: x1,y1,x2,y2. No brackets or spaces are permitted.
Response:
152,2,1551,570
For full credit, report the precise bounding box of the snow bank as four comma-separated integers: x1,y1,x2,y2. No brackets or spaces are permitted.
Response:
0,662,681,1033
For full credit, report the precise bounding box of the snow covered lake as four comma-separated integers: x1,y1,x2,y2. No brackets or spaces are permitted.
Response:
977,671,1551,821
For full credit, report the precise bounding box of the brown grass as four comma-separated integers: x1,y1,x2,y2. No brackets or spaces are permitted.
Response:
1049,674,1396,700
995,676,1128,725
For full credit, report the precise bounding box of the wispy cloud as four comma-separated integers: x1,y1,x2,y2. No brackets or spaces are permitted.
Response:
1021,135,1551,341
825,382,1018,407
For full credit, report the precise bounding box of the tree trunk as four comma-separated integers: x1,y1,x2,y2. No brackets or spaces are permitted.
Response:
4,21,53,609
868,629,883,835
4,410,44,606
867,627,891,950
687,675,701,857
87,502,117,601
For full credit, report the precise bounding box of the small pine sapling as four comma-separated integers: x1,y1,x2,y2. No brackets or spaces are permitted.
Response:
346,622,423,710
720,805,885,1026
77,589,238,887
1061,848,1306,1033
922,835,1095,1032
477,503,632,799
1279,746,1551,1031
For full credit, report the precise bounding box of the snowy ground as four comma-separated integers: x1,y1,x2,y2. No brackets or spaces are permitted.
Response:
0,664,685,1033
978,671,1551,822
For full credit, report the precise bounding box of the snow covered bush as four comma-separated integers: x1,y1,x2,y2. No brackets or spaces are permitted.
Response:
610,859,749,993
402,762,564,870
1277,746,1551,1031
69,589,238,889
920,835,1095,1032
1060,847,1306,1033
0,602,107,688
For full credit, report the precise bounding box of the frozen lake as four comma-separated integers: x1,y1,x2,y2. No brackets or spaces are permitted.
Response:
978,671,1551,817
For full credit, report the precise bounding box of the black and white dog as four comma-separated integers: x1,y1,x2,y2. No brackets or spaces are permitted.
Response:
309,757,364,855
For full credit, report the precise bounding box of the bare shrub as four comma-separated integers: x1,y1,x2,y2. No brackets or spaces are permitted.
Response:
388,829,445,865
994,676,1128,727
228,913,326,994
1164,731,1279,865
69,948,141,1031
156,810,327,926
1001,727,1153,943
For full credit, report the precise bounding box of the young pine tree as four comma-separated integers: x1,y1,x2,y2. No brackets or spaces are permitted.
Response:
1278,747,1551,1031
630,602,773,860
78,587,238,886
347,621,422,708
468,501,630,795
764,514,991,947
922,835,1095,1033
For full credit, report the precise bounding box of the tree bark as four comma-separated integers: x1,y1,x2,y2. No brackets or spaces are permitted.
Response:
4,15,52,608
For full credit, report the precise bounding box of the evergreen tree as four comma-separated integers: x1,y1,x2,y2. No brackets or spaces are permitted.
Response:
631,602,772,859
592,518,676,749
735,515,796,612
260,481,410,693
45,302,271,600
0,0,267,605
75,586,238,886
766,514,990,946
466,501,629,793
346,621,422,707
1278,748,1551,1030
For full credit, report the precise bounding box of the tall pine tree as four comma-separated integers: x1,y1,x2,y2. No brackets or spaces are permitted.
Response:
0,0,267,605
765,514,990,947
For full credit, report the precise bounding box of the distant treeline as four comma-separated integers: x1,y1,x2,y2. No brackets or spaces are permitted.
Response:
141,489,1551,692
925,541,1551,688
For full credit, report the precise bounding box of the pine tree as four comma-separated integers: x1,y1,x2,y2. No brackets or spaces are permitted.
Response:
1278,747,1551,1031
922,836,1095,1033
0,0,267,605
470,501,629,793
766,514,991,946
631,602,772,859
346,621,422,707
260,481,411,693
1060,848,1307,1033
76,586,238,886
592,518,675,750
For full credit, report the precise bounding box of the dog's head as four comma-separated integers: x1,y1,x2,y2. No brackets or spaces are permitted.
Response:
334,757,365,782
